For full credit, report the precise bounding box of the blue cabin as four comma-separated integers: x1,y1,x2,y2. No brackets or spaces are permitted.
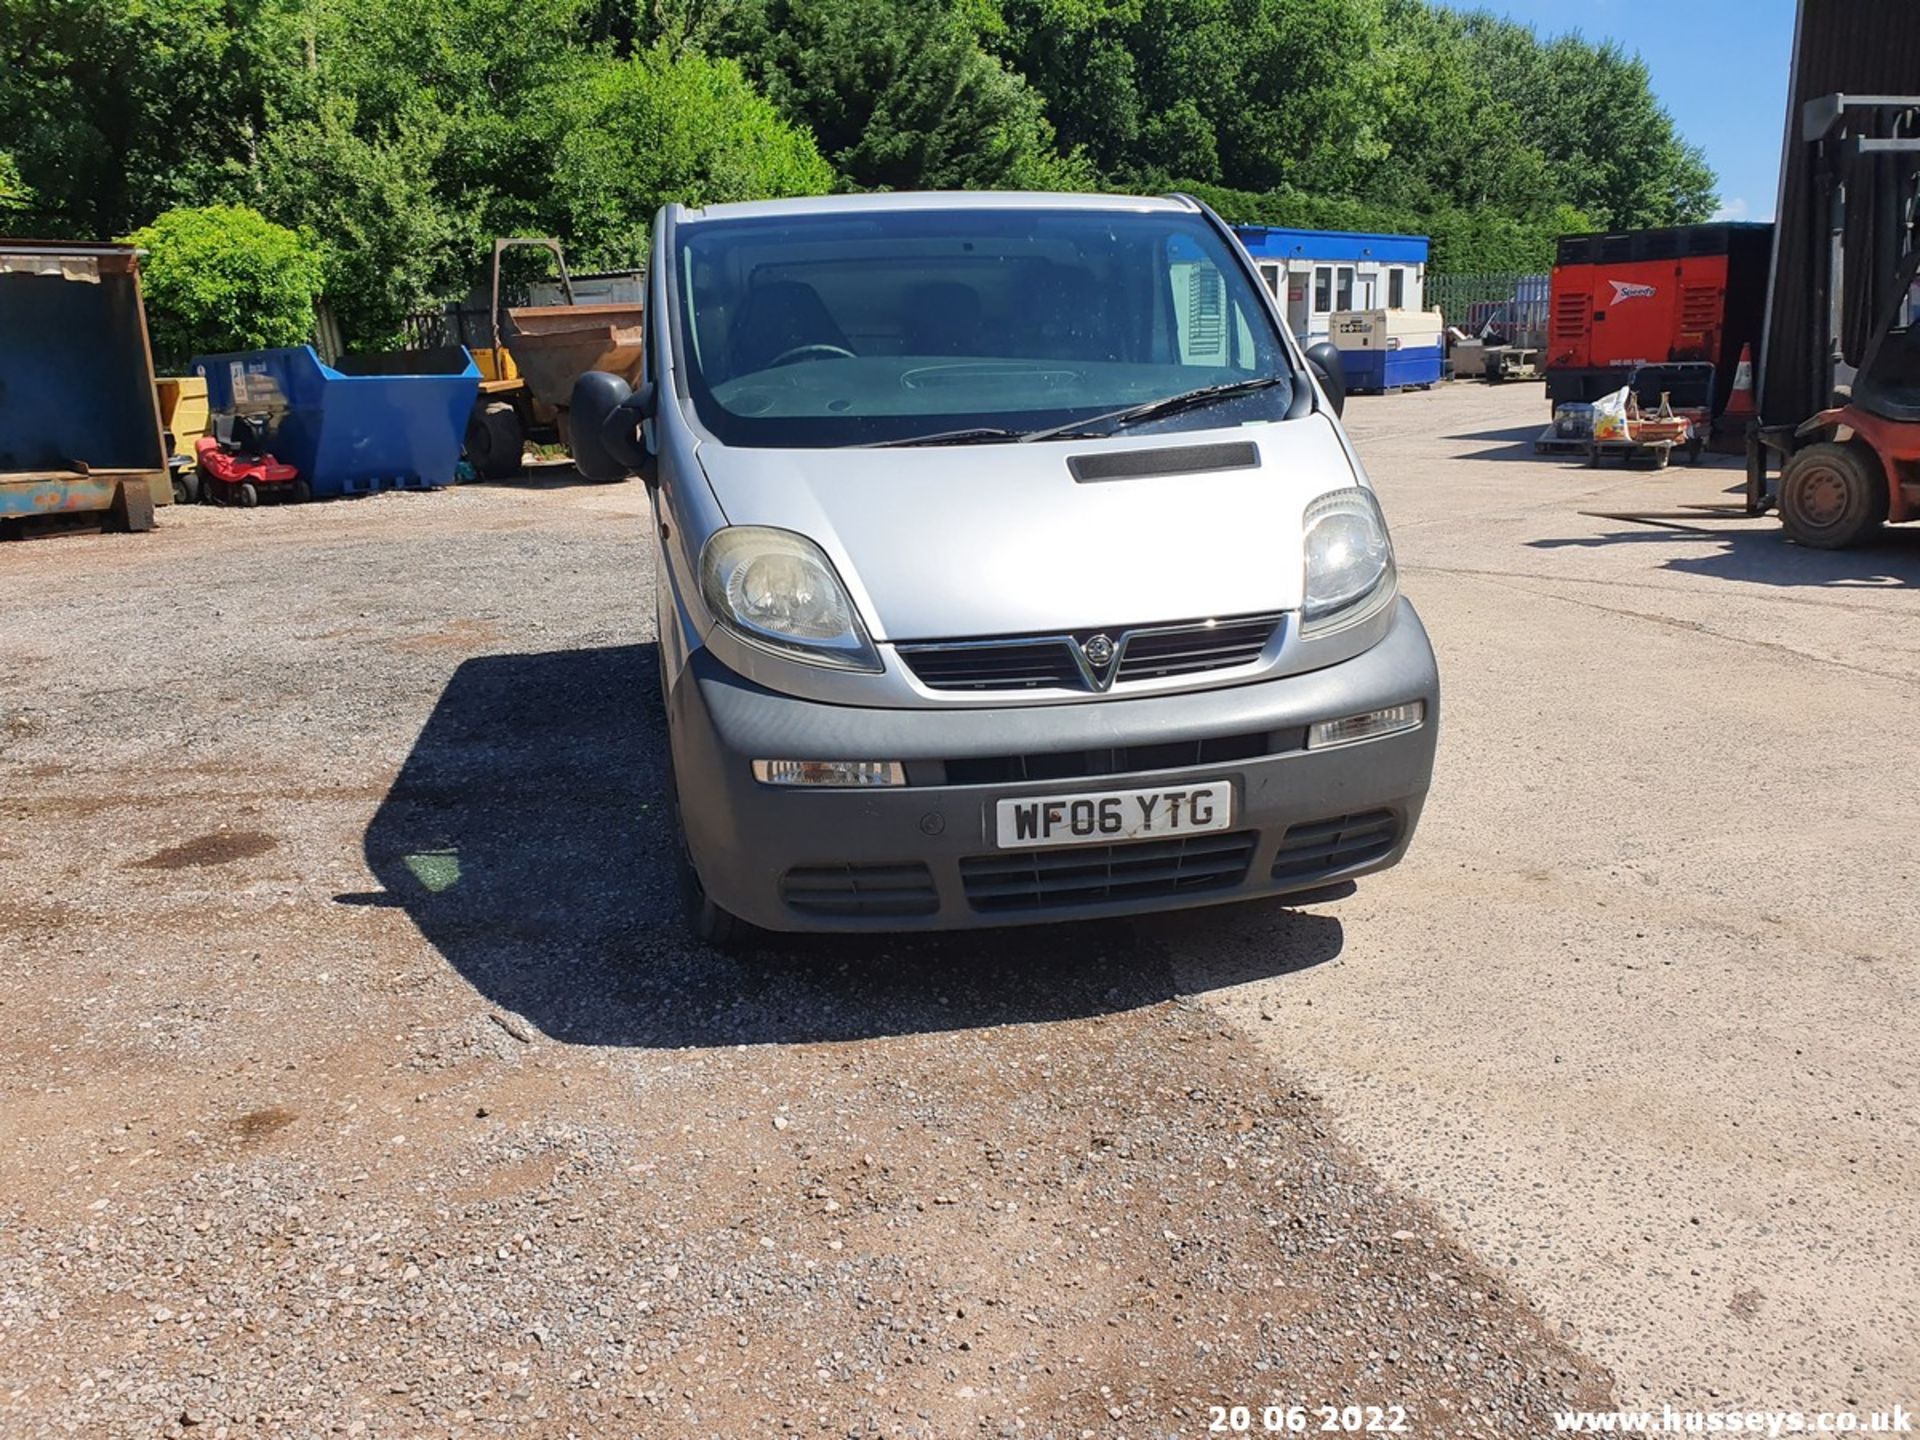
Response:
1231,227,1431,347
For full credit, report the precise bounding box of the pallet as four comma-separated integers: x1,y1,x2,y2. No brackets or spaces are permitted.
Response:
1585,437,1703,470
324,474,449,497
1534,425,1590,455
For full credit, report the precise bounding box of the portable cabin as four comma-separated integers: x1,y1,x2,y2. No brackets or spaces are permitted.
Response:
1232,227,1430,347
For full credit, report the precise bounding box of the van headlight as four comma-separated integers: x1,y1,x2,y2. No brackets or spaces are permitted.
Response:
1301,487,1395,635
700,526,882,672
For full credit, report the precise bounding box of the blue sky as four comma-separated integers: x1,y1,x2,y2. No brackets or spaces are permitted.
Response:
1437,0,1797,221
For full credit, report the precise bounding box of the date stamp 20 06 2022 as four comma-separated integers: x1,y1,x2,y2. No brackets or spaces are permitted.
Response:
1204,1404,1411,1434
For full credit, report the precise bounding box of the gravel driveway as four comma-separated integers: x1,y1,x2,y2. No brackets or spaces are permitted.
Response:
3,386,1911,1436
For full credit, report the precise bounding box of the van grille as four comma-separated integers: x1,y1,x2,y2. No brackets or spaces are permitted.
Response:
1270,810,1400,885
960,831,1256,913
780,862,938,918
942,728,1295,786
899,613,1283,694
1115,614,1278,681
896,638,1080,691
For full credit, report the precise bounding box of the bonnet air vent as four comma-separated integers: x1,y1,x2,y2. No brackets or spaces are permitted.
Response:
1068,441,1260,484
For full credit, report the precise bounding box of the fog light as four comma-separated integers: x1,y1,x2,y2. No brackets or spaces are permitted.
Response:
751,759,906,787
1307,701,1425,749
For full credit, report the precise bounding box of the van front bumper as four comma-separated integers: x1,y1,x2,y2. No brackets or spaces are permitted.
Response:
669,598,1440,932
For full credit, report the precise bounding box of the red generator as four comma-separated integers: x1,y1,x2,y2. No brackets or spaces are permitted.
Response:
1546,223,1774,429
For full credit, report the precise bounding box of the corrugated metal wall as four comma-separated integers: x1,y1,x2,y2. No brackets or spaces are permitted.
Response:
1760,0,1920,426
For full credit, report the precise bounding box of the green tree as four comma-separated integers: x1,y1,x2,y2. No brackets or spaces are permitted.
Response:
999,0,1715,236
1203,0,1387,195
993,0,1147,178
1454,13,1717,228
1000,0,1386,195
259,97,457,349
714,0,1095,192
0,0,302,237
279,0,604,287
1360,0,1559,217
545,45,836,268
124,205,327,367
2,0,1723,321
0,151,31,214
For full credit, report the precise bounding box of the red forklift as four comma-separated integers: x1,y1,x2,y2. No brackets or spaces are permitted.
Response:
1749,93,1920,547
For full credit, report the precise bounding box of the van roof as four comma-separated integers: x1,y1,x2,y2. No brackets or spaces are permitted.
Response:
678,191,1198,223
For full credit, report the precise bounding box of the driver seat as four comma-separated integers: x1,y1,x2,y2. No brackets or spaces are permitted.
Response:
1852,321,1920,424
727,280,850,376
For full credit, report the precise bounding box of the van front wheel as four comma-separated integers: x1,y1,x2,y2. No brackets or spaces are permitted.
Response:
667,756,761,953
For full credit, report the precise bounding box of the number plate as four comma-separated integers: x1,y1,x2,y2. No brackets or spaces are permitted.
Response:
994,781,1233,850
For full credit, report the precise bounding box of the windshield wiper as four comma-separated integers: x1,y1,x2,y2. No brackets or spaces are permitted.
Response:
861,426,1032,448
857,374,1288,449
1018,375,1288,444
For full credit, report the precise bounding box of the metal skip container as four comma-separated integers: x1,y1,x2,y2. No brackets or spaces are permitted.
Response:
0,239,170,532
192,345,480,498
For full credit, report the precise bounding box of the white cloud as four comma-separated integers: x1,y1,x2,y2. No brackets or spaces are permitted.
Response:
1711,196,1750,222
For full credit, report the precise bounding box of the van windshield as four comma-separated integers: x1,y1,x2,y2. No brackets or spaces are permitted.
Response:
670,206,1294,448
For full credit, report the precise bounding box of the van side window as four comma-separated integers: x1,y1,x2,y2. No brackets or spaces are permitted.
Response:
1167,253,1261,372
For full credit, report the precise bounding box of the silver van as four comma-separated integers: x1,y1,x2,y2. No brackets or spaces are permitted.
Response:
572,192,1438,946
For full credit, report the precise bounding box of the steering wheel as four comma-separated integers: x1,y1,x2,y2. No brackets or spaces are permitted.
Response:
767,343,857,368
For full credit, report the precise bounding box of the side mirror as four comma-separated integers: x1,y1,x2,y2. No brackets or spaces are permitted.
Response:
1305,341,1346,418
570,370,655,482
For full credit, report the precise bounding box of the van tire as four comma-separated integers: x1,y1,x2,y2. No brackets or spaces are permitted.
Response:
667,754,762,953
1780,441,1886,549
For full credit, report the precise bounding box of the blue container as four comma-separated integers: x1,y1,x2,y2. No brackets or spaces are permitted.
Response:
1339,344,1443,392
191,345,478,497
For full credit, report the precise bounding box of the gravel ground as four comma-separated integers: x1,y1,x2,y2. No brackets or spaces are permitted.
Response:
0,466,1609,1438
1193,387,1920,1413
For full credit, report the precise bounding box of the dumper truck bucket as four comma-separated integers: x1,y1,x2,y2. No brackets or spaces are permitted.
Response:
502,304,646,410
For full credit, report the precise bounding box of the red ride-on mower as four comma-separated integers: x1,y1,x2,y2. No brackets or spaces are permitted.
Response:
195,426,305,507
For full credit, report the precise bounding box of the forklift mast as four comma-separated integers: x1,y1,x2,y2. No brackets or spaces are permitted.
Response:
1799,95,1920,408
1748,91,1920,542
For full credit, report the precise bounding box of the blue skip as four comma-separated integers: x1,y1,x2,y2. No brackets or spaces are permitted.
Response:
192,345,479,499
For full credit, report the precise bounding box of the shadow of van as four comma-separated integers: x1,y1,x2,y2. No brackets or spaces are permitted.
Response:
357,644,1344,1048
